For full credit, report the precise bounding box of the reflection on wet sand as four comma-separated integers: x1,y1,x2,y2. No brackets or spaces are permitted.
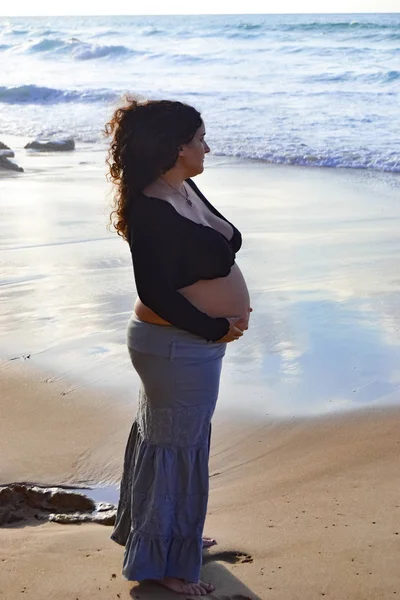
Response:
1,149,400,416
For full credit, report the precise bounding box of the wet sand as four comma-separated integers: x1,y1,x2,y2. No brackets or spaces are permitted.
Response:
1,361,400,599
1,138,400,418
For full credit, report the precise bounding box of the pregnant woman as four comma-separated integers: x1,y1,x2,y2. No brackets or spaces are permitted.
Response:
106,99,251,596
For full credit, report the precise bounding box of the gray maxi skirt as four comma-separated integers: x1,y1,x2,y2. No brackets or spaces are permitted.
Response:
111,314,226,583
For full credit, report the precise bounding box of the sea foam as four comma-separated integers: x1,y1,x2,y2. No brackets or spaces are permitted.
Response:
0,85,118,104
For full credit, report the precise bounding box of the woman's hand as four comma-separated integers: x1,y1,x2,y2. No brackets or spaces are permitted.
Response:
233,307,253,332
217,319,244,343
217,309,253,343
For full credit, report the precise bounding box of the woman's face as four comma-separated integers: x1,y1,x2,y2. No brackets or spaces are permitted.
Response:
180,121,210,177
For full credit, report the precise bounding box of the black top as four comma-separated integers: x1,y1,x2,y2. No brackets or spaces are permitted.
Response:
127,178,242,341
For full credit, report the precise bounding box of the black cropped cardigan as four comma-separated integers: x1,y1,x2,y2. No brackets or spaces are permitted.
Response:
127,179,242,341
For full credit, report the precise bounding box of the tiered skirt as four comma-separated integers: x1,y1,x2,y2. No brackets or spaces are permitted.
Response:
111,315,226,583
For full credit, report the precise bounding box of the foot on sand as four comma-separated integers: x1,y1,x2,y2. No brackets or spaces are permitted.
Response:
202,536,217,548
157,577,215,595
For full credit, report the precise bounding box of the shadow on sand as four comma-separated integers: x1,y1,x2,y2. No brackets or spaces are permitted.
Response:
130,549,261,599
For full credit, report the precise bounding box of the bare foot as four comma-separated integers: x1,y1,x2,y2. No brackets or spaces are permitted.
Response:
202,536,217,549
157,577,215,595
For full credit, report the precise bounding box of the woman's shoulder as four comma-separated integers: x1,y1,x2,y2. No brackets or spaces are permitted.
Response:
131,192,176,218
127,192,182,240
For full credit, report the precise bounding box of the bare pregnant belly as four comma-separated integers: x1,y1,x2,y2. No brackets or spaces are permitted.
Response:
134,263,250,325
179,263,250,318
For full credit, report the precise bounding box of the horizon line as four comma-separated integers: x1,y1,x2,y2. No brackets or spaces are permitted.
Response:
2,11,399,17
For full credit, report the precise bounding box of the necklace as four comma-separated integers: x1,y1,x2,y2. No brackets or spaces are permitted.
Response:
160,178,193,207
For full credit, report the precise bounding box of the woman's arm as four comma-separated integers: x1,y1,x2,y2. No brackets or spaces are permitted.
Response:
129,222,230,341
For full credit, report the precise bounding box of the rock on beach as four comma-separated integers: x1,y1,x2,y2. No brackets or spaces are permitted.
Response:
0,484,116,526
24,138,75,152
0,155,24,172
0,141,23,172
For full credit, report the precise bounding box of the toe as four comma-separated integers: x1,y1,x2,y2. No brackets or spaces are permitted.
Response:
192,584,202,595
198,581,214,594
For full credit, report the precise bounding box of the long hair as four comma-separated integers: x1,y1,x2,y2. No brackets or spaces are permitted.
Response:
104,98,202,240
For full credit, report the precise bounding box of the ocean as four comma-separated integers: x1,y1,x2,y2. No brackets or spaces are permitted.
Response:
1,13,399,172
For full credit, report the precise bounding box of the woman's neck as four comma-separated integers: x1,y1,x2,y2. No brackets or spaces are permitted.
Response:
159,168,187,190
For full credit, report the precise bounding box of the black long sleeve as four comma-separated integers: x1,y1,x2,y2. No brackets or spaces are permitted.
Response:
129,219,230,341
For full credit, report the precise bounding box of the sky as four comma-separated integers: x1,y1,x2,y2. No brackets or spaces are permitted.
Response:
1,0,399,16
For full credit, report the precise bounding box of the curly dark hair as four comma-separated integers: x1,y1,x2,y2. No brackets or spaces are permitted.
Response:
104,97,202,240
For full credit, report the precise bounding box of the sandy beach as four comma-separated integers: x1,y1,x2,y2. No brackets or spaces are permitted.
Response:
1,361,400,599
1,139,400,598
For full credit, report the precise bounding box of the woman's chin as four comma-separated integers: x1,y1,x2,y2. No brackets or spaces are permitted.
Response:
186,162,205,178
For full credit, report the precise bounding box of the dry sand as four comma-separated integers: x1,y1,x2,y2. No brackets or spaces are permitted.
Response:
1,360,399,599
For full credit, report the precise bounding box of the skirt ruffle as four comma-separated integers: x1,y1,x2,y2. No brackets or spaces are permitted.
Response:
111,419,211,583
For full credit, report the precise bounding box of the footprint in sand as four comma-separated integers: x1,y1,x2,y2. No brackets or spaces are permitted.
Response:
203,551,254,565
188,594,254,600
